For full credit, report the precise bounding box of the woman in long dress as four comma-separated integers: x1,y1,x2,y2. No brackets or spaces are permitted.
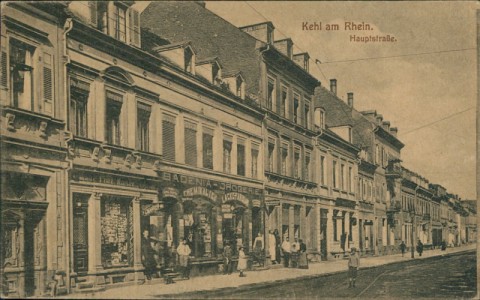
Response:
268,230,276,263
298,239,308,269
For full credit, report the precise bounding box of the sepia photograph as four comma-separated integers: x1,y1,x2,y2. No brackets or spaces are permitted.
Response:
0,1,477,298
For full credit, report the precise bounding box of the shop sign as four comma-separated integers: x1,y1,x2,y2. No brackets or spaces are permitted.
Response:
72,170,156,190
162,187,179,200
223,192,249,207
142,203,163,216
252,199,262,208
159,171,263,197
265,199,280,206
222,204,233,213
183,187,218,202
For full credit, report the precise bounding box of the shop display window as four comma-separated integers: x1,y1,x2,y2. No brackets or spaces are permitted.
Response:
222,204,246,253
183,199,215,258
101,197,133,268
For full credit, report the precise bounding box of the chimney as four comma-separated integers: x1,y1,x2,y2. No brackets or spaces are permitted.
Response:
382,121,390,131
293,52,310,72
330,79,337,95
347,92,354,108
240,22,275,44
390,127,398,137
376,114,383,125
274,38,293,59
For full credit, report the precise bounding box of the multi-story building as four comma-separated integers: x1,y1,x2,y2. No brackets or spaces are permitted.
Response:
0,2,70,297
142,2,322,262
315,81,404,256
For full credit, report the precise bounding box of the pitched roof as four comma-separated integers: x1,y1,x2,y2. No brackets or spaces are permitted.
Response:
315,86,375,162
142,1,262,96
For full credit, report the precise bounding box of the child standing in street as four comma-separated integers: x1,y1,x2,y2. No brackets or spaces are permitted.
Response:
238,246,248,277
348,247,360,288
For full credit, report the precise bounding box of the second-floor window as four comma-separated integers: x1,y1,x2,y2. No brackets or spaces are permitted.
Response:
267,78,275,110
223,139,232,173
202,129,213,170
280,87,287,117
281,145,288,176
251,147,259,179
304,153,311,181
237,142,245,176
320,156,326,185
105,91,123,145
348,166,353,192
304,103,310,129
10,39,35,110
294,149,301,179
333,160,337,188
293,94,300,124
268,142,275,172
162,115,176,162
184,121,197,167
69,79,90,138
136,103,150,151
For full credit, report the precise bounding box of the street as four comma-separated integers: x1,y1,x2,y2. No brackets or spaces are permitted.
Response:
160,251,476,299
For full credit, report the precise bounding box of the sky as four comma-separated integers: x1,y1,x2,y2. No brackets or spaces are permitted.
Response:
205,1,477,200
137,1,477,199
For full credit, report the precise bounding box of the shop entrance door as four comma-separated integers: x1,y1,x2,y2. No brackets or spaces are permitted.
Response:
73,201,89,274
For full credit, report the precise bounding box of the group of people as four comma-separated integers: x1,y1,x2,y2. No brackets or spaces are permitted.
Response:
280,237,309,269
222,242,248,277
141,230,192,283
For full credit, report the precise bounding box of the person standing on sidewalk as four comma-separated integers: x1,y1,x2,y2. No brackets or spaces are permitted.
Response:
281,237,291,267
141,230,157,282
348,247,360,288
416,240,424,257
400,241,406,257
268,230,277,264
177,238,192,279
274,229,282,264
237,246,248,277
298,239,308,269
223,242,233,275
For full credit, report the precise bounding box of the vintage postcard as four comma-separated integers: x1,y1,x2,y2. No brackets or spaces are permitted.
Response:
0,1,477,298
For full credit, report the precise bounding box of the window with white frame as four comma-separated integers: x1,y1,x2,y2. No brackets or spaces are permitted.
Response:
223,136,232,173
280,86,288,117
10,39,35,110
136,102,151,152
320,155,326,185
332,160,338,188
294,147,301,179
281,143,289,176
293,93,300,124
69,78,90,138
113,4,127,42
251,144,259,179
268,140,275,173
267,77,275,110
105,90,123,146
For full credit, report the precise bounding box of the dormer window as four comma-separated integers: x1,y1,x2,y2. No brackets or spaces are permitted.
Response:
236,76,244,99
314,108,325,130
184,47,194,73
90,2,140,47
113,4,127,42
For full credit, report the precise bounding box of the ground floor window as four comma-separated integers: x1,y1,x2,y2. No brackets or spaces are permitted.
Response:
183,199,215,258
101,197,133,268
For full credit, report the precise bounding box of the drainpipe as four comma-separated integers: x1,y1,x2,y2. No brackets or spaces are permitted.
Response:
62,17,73,294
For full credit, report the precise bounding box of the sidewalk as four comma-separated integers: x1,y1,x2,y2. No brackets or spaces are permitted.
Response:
65,244,476,299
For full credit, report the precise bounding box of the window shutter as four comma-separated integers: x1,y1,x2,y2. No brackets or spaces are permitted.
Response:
89,1,98,27
184,124,197,167
129,8,140,47
42,51,54,114
162,119,176,162
1,50,7,88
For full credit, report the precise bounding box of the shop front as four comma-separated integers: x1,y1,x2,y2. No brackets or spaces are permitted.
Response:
70,169,160,288
150,170,264,276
